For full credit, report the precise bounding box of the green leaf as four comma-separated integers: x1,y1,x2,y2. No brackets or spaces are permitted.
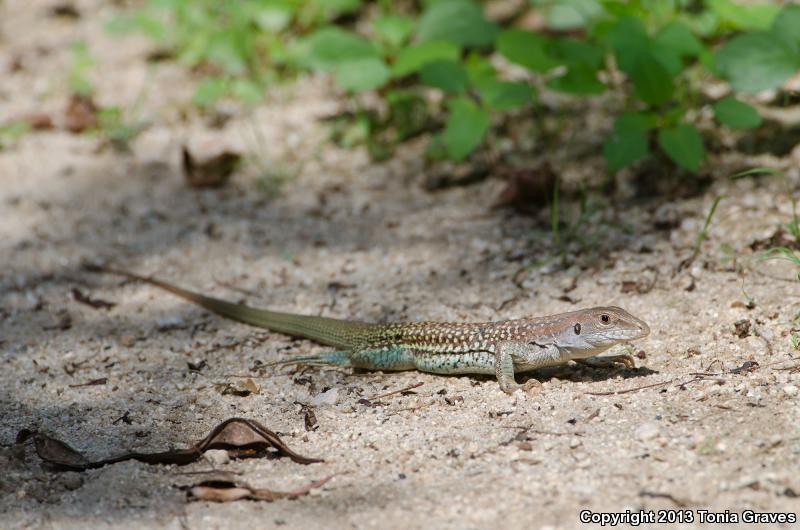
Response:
309,0,362,19
392,41,460,77
550,38,604,69
301,27,377,70
650,43,683,77
373,14,415,48
253,5,293,32
729,166,784,179
772,4,800,52
335,57,390,92
707,0,780,31
678,11,719,38
631,54,673,105
658,123,704,172
603,112,650,172
496,30,559,73
713,97,762,129
442,97,489,160
715,32,799,92
479,81,533,110
463,52,496,86
230,78,263,103
654,21,703,58
417,0,498,48
207,29,251,75
193,77,228,106
544,0,605,30
606,15,649,74
546,65,605,95
420,60,468,92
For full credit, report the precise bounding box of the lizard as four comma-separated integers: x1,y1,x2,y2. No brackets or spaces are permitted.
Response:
86,265,650,394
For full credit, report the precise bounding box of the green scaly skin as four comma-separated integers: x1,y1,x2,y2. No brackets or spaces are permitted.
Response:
86,265,651,393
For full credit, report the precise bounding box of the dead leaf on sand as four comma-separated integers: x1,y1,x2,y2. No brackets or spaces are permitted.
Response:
15,417,322,471
185,475,333,502
64,94,98,133
492,163,558,213
182,145,240,188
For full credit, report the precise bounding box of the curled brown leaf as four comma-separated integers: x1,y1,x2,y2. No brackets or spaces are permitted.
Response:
186,475,333,503
16,417,322,471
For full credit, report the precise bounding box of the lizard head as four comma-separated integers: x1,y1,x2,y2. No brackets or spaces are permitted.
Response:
555,306,650,355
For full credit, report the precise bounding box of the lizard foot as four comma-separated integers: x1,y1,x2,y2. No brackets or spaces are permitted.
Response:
576,354,636,370
499,379,542,395
520,379,542,394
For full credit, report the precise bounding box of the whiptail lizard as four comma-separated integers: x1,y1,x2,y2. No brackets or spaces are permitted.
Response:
87,265,650,393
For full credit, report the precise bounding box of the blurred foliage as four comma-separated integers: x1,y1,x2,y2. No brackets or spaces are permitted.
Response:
0,121,31,151
108,0,800,173
68,41,95,96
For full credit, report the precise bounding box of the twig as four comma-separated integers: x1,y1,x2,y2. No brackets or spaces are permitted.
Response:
387,400,432,417
528,429,584,437
639,490,690,508
367,382,424,401
584,379,673,396
753,326,774,355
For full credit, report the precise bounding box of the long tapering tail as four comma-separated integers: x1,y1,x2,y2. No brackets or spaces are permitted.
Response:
265,351,353,368
84,264,374,350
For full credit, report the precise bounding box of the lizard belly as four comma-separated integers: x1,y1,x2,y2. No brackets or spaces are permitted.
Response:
412,352,495,375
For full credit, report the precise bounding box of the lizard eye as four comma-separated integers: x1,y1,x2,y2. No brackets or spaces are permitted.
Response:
574,323,581,335
600,314,610,324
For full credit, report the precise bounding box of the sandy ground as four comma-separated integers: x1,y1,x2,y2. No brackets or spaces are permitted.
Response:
2,1,800,529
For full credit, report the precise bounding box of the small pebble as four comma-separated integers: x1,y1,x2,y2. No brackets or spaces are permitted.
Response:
635,422,659,441
60,472,83,491
311,388,339,406
203,449,230,466
782,385,798,397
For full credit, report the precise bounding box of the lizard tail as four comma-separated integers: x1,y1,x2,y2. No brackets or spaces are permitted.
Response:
84,263,376,350
267,351,352,368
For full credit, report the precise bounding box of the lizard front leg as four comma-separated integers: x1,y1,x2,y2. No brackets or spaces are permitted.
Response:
575,354,636,370
495,341,563,394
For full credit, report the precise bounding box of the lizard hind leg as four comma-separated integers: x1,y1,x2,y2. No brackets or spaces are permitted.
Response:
267,351,353,368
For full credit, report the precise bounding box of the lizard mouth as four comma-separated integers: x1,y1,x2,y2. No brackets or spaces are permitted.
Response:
591,322,650,345
630,319,650,339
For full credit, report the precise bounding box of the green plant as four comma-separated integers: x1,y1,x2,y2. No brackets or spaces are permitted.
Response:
68,41,95,96
0,121,30,150
694,196,723,257
110,1,800,173
107,0,367,107
93,106,143,151
732,167,799,240
762,247,800,281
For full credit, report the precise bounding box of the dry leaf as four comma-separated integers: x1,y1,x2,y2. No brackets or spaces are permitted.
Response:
186,475,333,503
303,406,318,432
64,94,98,133
21,112,54,130
71,288,116,310
750,227,800,252
215,378,260,396
68,377,108,388
16,417,321,471
492,163,557,213
49,2,81,18
182,145,240,188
